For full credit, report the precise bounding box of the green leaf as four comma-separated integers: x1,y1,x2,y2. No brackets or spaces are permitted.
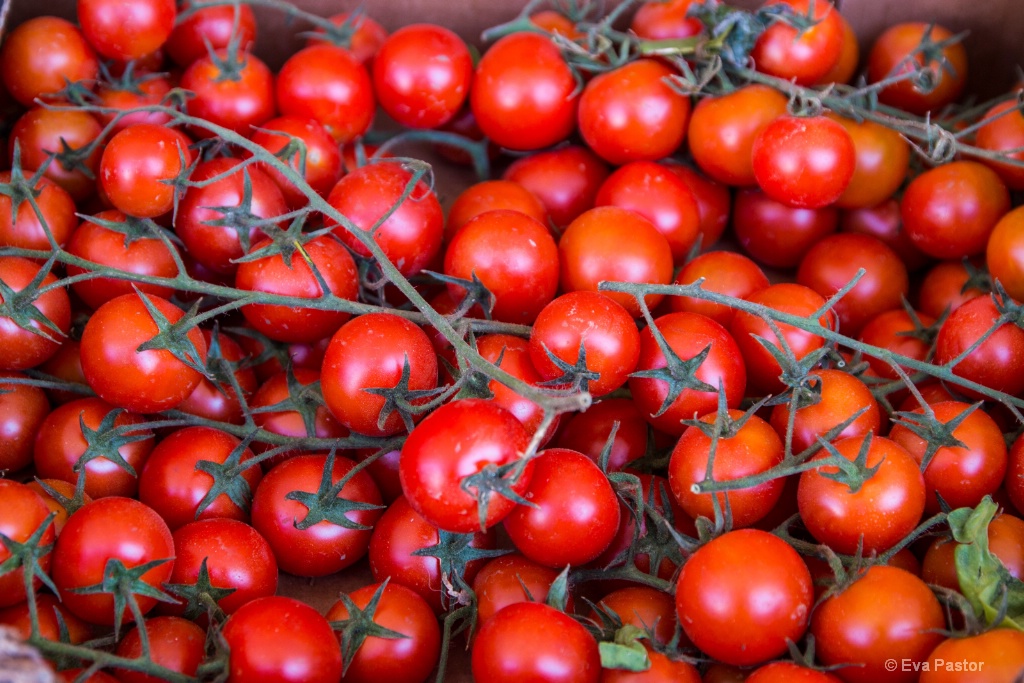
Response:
950,496,1024,630
599,625,651,672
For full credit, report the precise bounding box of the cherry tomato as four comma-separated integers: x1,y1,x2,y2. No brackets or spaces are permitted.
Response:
34,397,154,499
476,334,551,437
166,1,257,66
471,602,600,683
0,256,71,371
579,59,691,165
77,0,175,61
828,114,911,210
798,435,926,555
502,146,609,228
444,209,559,324
751,0,844,86
52,497,174,626
934,293,1024,398
752,114,855,209
0,17,98,106
248,116,342,209
250,367,347,459
867,22,968,115
769,369,881,454
113,616,205,683
470,32,578,151
304,12,388,64
0,172,76,251
252,453,383,577
687,85,788,187
902,161,1009,260
555,398,650,472
733,188,838,269
326,581,441,683
920,629,1024,683
669,408,785,527
0,373,49,473
986,205,1024,301
631,0,703,40
80,292,208,414
559,207,674,318
676,529,812,666
840,198,930,273
373,24,472,129
220,596,343,683
503,448,620,568
276,44,375,144
321,312,438,437
668,251,769,328
446,180,547,241
0,480,54,608
629,312,746,435
10,107,102,201
811,566,945,683
473,553,571,627
530,291,641,397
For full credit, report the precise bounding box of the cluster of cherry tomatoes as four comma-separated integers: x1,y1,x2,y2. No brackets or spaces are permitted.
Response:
1,0,1024,682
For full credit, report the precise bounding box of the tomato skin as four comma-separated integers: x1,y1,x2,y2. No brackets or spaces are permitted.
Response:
687,85,788,187
65,210,180,310
182,50,276,137
829,115,911,210
373,24,472,129
730,283,832,397
752,114,854,210
473,553,570,627
305,12,388,64
235,235,359,344
177,329,257,425
326,161,443,278
858,309,936,381
503,146,610,228
600,646,701,683
326,582,441,683
250,368,347,460
917,259,986,320
986,205,1024,301
975,100,1024,190
530,291,641,397
595,161,702,263
368,495,495,614
10,107,102,202
99,124,192,219
1010,434,1024,516
221,596,343,683
798,435,926,555
0,17,98,106
162,518,278,618
249,116,342,209
443,209,559,324
77,0,175,61
138,426,262,531
470,32,578,151
400,399,531,533
0,593,92,644
0,481,54,608
668,251,769,328
630,0,703,40
595,586,677,646
579,59,691,165
889,401,1007,514
446,180,547,241
934,294,1024,398
321,312,438,438
0,373,49,473
676,529,812,666
0,257,71,371
251,453,383,577
503,448,620,568
471,602,600,683
34,397,154,499
901,161,1009,260
476,334,551,437
769,369,881,454
841,199,930,273
629,312,746,435
113,616,205,683
751,0,843,86
175,158,289,275
559,207,674,318
80,292,208,414
166,1,257,66
0,172,76,251
746,663,842,683
669,409,785,528
555,398,649,472
276,45,375,144
733,188,838,269
811,566,945,683
52,497,174,626
920,629,1024,683
867,23,967,115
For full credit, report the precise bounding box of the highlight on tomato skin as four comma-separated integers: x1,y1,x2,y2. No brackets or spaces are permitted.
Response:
6,0,1024,681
